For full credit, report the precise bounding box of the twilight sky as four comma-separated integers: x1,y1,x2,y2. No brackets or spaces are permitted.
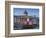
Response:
13,8,39,17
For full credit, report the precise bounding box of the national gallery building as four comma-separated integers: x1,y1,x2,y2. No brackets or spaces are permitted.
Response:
14,10,39,29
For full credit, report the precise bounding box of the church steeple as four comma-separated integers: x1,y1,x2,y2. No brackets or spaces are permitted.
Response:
24,9,28,16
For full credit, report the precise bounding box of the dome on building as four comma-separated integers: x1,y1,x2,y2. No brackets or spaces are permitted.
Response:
24,9,28,16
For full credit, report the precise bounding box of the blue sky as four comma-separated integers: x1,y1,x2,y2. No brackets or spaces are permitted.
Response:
13,8,39,17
